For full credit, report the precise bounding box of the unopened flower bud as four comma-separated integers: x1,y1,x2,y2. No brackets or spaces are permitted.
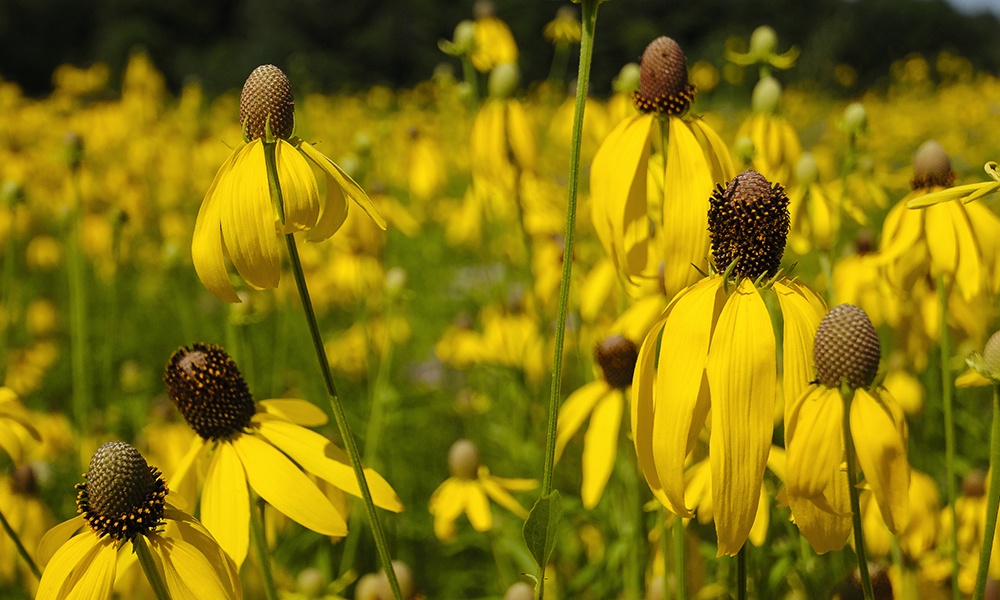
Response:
488,63,520,99
842,102,867,136
448,439,480,479
749,26,778,58
751,76,781,114
911,140,955,190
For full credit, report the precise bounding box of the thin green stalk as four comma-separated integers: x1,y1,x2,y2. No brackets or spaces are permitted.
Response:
0,507,40,580
843,389,874,600
66,174,91,426
249,494,279,600
133,534,170,600
263,142,402,600
672,514,686,600
936,272,960,600
547,43,571,91
973,384,1000,600
736,545,748,600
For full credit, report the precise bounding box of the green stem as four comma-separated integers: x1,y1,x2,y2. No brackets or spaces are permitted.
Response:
736,544,748,600
843,389,874,600
973,384,1000,600
936,272,960,600
133,535,170,600
66,173,91,426
672,513,686,600
263,142,401,600
249,494,279,600
461,56,480,107
0,506,39,580
535,4,598,597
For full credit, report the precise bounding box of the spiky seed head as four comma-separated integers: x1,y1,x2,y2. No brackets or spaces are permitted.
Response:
77,441,167,542
240,65,294,141
708,169,790,279
814,304,881,390
633,37,696,115
911,140,955,190
164,343,256,441
448,439,480,480
594,335,639,390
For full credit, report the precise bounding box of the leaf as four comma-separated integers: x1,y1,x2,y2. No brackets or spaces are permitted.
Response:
522,490,563,570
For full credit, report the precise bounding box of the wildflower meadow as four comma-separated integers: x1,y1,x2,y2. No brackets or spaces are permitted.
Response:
3,2,1000,599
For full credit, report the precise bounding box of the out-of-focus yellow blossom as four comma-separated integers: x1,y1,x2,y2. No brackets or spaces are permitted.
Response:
406,128,447,203
428,439,536,541
193,65,384,303
24,235,62,270
737,76,802,186
0,467,53,594
939,470,1000,595
0,387,39,464
861,469,940,562
555,335,638,509
3,341,59,396
591,37,733,295
325,315,412,380
470,3,518,73
882,360,926,415
543,6,581,45
786,153,839,255
633,170,824,556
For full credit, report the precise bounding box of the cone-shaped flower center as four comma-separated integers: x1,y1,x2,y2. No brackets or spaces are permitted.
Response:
448,439,480,480
963,469,986,498
164,343,256,441
240,65,295,141
911,140,955,190
595,335,639,390
633,36,696,115
12,465,37,496
708,169,790,279
77,441,167,543
814,304,880,389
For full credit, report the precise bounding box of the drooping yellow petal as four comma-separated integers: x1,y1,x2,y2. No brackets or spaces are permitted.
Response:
37,516,86,567
428,478,468,541
232,433,348,536
773,281,825,417
254,419,403,512
151,531,242,600
465,483,494,532
706,282,776,556
748,486,770,547
687,115,735,184
850,389,909,533
480,476,530,519
255,399,328,427
613,295,667,344
579,259,618,322
162,508,242,598
275,138,320,234
581,393,623,509
37,532,113,600
950,202,982,300
788,494,852,554
201,442,250,567
298,141,386,230
786,386,842,504
661,118,714,296
924,203,958,280
684,458,714,525
632,314,666,503
555,382,610,462
192,147,242,303
168,437,206,498
306,170,348,242
220,140,281,291
506,100,537,171
651,277,724,518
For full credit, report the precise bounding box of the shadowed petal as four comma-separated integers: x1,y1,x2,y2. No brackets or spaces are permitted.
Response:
151,530,242,600
465,484,493,531
555,382,609,462
773,281,825,417
37,516,85,567
786,387,842,505
581,392,623,509
298,141,386,230
37,532,114,600
850,389,909,533
192,146,243,303
706,282,776,556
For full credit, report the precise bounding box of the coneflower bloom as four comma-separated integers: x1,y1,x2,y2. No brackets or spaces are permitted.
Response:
192,64,385,303
164,343,402,566
591,36,733,295
632,169,826,555
785,304,909,553
36,442,241,599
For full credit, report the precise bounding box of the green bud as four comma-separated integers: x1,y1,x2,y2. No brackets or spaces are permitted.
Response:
488,63,520,99
842,102,867,135
751,76,781,114
749,26,778,58
454,20,476,54
967,330,1000,382
795,153,819,186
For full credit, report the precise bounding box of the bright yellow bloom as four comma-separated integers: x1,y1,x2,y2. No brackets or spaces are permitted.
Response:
164,344,402,566
36,442,241,599
0,467,53,594
428,439,536,541
470,14,518,73
192,65,384,303
0,387,39,464
861,469,940,561
632,170,825,555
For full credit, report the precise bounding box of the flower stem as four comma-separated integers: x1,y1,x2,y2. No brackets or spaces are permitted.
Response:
134,535,170,600
672,513,686,600
973,384,1000,600
736,544,748,600
936,272,960,600
249,493,279,600
842,389,874,600
0,506,39,580
262,142,401,600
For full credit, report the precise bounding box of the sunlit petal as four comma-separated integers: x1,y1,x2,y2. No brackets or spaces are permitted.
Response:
581,393,623,509
192,147,243,303
220,140,281,290
37,516,86,567
298,141,386,229
275,138,320,233
555,382,609,462
255,399,328,427
465,484,494,531
37,532,112,600
151,531,242,600
201,442,250,566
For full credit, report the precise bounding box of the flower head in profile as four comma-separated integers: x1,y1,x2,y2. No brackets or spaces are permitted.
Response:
632,169,826,556
469,1,518,73
555,334,638,509
785,304,909,553
37,442,241,599
428,439,537,541
725,25,799,71
164,343,403,566
193,65,385,303
591,36,734,297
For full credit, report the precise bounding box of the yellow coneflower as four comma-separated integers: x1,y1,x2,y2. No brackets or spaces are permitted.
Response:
736,76,802,186
632,170,825,556
591,36,733,296
192,65,385,303
555,335,638,509
36,442,241,599
470,1,518,73
163,343,403,566
428,439,536,541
